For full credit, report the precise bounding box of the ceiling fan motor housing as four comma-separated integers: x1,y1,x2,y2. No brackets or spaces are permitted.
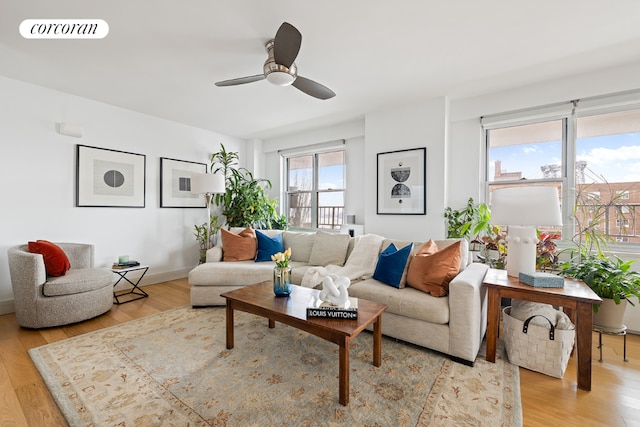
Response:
264,40,297,86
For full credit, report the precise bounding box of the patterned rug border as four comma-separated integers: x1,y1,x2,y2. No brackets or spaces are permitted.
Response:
29,306,522,427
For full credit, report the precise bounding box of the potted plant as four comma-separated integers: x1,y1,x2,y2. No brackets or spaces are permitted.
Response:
536,231,561,272
561,254,640,328
477,225,508,269
210,144,287,229
444,197,491,241
194,215,221,263
559,175,640,329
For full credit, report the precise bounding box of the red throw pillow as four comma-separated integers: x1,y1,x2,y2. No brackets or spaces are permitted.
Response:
28,240,71,276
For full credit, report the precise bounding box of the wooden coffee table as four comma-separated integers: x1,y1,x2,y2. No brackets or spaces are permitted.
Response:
221,281,387,405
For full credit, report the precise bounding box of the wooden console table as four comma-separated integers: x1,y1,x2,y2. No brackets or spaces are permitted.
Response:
483,268,602,391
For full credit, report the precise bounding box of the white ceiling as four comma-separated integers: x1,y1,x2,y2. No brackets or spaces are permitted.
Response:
2,1,640,140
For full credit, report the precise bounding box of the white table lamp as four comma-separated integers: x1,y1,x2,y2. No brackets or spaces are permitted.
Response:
191,172,225,249
490,186,562,277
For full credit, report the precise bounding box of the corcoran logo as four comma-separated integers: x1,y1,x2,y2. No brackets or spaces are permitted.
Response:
19,19,109,39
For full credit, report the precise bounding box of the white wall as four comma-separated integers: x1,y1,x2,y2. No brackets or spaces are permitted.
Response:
0,76,245,313
364,97,448,240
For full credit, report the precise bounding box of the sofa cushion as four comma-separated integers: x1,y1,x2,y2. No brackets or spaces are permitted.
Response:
282,232,315,263
221,227,257,262
308,231,351,266
255,230,284,262
406,241,461,297
28,240,71,277
349,279,449,324
373,243,413,288
189,260,273,287
43,268,112,296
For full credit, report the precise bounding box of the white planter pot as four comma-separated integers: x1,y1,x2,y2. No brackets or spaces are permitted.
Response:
593,298,628,331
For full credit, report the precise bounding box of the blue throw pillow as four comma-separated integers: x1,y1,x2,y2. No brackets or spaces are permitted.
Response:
373,243,414,288
255,230,284,262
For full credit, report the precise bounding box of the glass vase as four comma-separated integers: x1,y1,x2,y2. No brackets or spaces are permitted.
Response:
273,266,292,296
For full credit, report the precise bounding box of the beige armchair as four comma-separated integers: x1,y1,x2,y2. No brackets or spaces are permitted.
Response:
7,243,114,328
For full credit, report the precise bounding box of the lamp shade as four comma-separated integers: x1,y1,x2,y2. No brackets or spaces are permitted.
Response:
190,172,225,194
490,186,562,227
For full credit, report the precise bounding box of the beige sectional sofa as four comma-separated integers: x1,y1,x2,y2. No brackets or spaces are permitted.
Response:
188,229,489,365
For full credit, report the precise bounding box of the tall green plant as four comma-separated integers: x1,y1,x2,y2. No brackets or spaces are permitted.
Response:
560,170,640,309
444,197,491,240
210,144,287,229
567,171,630,262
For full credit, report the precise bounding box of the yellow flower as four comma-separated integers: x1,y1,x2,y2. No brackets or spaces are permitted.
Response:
272,248,292,267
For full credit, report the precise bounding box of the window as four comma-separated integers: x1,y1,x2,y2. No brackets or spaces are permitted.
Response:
485,120,564,235
285,150,345,230
616,218,630,228
484,96,640,246
617,191,630,200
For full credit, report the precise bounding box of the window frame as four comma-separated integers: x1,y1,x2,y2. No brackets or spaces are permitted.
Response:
283,148,346,230
482,93,640,253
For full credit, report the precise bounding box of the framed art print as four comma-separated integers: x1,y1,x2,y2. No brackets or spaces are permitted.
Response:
76,145,146,207
377,147,426,215
160,157,207,208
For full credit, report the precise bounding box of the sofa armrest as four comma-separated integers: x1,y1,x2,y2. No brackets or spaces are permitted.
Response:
206,246,223,262
447,262,489,362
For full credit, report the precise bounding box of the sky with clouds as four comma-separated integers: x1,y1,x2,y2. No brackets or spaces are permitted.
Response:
489,133,640,184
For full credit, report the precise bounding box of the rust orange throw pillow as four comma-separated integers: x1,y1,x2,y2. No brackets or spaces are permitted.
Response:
416,239,439,255
28,240,71,276
221,227,257,261
406,241,461,297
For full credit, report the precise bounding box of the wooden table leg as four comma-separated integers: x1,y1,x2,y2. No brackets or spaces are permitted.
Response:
226,302,234,350
576,301,593,391
486,288,500,363
373,315,382,367
339,338,350,406
268,319,275,329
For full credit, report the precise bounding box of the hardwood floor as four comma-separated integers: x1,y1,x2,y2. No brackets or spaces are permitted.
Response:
1,277,639,426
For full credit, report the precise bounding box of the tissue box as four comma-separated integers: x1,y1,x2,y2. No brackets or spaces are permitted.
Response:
518,272,564,288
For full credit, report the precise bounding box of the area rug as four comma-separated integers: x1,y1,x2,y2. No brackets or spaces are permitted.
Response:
29,306,521,426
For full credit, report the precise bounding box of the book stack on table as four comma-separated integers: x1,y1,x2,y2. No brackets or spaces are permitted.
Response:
112,260,140,269
306,296,358,320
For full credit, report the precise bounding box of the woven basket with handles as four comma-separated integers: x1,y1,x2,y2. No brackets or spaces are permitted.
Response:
502,306,575,378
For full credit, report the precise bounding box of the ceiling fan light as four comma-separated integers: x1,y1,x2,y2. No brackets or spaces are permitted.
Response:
266,71,295,86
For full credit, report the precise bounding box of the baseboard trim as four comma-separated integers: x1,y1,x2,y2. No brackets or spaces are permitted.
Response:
0,299,15,316
139,268,190,287
0,268,191,316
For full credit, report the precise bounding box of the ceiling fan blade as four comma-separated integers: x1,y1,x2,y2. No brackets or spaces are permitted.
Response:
292,76,336,100
273,22,301,68
215,74,265,87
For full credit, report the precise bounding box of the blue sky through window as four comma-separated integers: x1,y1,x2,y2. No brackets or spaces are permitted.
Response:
490,133,640,184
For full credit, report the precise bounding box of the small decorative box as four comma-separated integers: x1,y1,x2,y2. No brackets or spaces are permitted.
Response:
518,272,564,288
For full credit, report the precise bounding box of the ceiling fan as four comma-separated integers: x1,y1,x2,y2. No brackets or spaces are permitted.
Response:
214,22,336,100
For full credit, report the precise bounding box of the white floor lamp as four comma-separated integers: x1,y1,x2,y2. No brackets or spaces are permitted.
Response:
490,186,563,278
191,172,225,250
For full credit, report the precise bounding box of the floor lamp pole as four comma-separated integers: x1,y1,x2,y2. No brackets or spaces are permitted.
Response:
204,192,213,250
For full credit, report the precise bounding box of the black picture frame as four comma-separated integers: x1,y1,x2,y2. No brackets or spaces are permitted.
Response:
76,144,146,208
376,147,426,215
160,157,207,208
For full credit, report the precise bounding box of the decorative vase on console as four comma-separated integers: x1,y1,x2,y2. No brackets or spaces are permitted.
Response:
271,248,292,296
